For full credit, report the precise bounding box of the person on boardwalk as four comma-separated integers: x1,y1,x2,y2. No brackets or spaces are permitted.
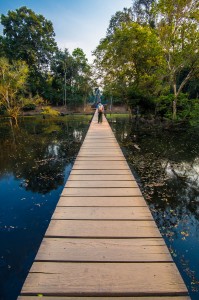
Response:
97,102,104,123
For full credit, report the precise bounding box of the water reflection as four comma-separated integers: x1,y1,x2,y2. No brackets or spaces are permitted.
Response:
0,116,89,193
108,115,199,299
0,115,90,300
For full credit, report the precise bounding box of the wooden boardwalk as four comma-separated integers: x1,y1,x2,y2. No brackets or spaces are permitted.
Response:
18,111,190,300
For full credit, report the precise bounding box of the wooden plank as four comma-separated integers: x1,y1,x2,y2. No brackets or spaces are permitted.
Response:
80,146,120,149
76,157,125,161
82,141,118,144
61,188,142,197
65,181,138,188
35,238,172,262
73,162,129,170
80,145,121,148
84,139,116,141
46,220,162,238
78,152,123,156
68,174,135,181
80,148,120,150
18,297,191,300
78,150,123,154
81,144,119,147
20,262,188,296
52,207,152,220
70,170,132,175
57,196,147,207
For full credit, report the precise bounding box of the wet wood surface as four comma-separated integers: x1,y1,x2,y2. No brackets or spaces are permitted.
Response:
18,111,190,299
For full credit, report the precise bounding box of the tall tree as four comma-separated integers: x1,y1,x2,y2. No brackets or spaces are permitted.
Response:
94,22,165,112
154,0,199,119
1,6,57,96
71,48,93,109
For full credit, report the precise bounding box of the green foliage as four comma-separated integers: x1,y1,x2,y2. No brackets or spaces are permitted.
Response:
41,106,59,117
1,6,57,98
93,0,199,121
0,57,29,123
189,100,199,125
106,8,133,37
32,94,45,105
133,0,156,27
155,94,175,119
153,0,199,119
1,6,57,66
94,22,165,112
50,47,93,107
155,93,199,122
22,102,36,111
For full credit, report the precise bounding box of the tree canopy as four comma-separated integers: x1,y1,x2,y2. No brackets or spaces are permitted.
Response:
0,6,94,121
1,6,57,67
94,0,199,120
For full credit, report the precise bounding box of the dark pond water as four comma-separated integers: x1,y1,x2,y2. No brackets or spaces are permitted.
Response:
0,115,91,300
108,114,199,300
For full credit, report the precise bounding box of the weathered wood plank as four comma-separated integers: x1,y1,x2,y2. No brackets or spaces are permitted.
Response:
82,137,115,147
65,180,138,188
57,196,146,207
20,262,188,296
81,141,119,144
18,297,191,300
46,220,162,238
61,187,142,197
76,157,126,161
80,147,120,149
73,161,129,169
78,152,123,156
52,206,152,220
70,169,132,175
35,238,172,262
68,174,135,181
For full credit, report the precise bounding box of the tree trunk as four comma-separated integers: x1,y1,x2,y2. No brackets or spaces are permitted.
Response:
172,98,177,120
172,82,177,120
12,115,18,126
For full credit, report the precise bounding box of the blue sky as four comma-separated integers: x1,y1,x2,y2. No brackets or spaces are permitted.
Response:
0,0,132,62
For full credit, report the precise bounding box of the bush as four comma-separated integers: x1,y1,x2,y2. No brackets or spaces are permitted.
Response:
41,106,59,117
22,103,36,111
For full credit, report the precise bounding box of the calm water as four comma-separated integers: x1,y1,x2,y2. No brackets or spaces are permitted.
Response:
1,113,199,299
0,115,91,300
108,114,199,300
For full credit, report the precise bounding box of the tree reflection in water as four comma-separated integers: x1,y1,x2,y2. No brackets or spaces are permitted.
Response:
0,115,90,300
109,115,199,300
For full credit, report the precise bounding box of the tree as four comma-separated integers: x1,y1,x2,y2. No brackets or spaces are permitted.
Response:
154,0,199,119
50,48,93,108
133,0,156,27
94,22,165,112
0,57,28,124
71,48,93,109
1,6,57,97
106,8,133,37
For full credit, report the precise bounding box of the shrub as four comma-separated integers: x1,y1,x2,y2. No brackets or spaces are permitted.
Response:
22,103,36,111
41,106,59,117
